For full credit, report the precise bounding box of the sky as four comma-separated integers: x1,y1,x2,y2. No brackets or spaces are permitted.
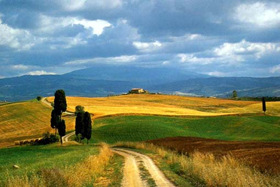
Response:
0,0,280,78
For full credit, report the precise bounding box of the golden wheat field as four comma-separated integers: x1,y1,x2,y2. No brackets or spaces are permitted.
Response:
0,100,75,148
47,94,280,118
2,94,280,148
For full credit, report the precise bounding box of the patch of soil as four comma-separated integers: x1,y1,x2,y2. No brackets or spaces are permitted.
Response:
147,137,280,175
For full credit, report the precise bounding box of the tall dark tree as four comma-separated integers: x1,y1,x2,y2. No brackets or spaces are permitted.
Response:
50,89,67,144
75,105,85,115
232,90,237,98
58,120,66,144
50,109,60,135
262,97,266,113
54,90,67,116
75,111,84,141
83,112,92,144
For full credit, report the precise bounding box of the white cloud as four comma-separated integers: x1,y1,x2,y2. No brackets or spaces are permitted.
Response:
0,18,35,50
133,41,162,52
235,2,280,28
58,0,123,11
207,71,227,77
60,0,87,11
64,55,137,65
38,15,111,36
162,61,170,65
72,19,111,36
27,70,56,76
177,54,214,65
169,33,202,41
270,65,280,74
214,40,280,61
33,15,112,49
84,0,123,10
11,64,30,70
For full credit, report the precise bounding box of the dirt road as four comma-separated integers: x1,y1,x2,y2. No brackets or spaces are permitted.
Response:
113,148,175,187
41,97,74,115
62,131,75,143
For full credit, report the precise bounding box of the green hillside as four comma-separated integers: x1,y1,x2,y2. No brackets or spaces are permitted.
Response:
0,144,98,182
92,115,280,143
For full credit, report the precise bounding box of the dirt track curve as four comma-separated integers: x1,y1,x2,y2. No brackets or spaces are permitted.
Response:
113,148,175,187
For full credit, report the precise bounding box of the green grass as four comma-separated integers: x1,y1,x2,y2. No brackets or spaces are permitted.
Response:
0,143,99,183
92,115,280,143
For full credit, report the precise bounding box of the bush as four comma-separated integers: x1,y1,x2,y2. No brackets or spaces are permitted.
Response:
33,132,59,145
36,96,42,101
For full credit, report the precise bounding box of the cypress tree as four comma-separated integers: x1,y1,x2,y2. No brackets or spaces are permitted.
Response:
54,90,67,116
262,97,266,113
50,89,67,144
50,109,60,135
83,112,92,144
58,120,66,144
75,111,84,142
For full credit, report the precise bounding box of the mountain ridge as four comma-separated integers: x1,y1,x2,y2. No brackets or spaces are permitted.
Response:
0,65,280,101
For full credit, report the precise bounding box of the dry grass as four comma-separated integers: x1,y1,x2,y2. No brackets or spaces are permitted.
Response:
0,101,52,148
0,100,75,148
47,95,280,118
5,143,114,187
64,143,113,187
116,142,280,187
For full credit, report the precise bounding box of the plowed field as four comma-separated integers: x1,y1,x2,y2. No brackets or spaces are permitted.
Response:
147,137,280,175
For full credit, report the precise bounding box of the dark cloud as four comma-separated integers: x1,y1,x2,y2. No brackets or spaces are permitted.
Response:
0,0,279,78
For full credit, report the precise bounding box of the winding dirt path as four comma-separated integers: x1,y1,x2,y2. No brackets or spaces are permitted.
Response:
112,149,144,187
113,148,175,187
62,131,75,143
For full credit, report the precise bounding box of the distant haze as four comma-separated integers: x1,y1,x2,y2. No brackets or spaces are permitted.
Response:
1,65,280,101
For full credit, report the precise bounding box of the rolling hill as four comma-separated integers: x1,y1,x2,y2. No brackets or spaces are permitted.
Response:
48,94,280,117
151,77,280,97
0,99,75,148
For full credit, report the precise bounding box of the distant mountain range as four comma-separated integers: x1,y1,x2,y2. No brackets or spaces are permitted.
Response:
1,64,280,101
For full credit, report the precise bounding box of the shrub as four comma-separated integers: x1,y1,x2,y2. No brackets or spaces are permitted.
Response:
36,96,42,101
33,132,59,145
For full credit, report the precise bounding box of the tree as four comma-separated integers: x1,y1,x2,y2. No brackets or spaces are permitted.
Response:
37,96,42,101
75,111,84,142
262,97,266,113
232,90,237,98
50,89,67,144
50,109,60,135
75,105,85,115
83,112,92,144
58,120,66,144
54,90,67,116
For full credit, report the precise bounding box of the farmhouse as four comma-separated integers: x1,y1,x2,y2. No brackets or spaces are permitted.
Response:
128,88,148,94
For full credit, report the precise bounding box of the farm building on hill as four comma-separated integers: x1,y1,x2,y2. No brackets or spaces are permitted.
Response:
128,88,148,94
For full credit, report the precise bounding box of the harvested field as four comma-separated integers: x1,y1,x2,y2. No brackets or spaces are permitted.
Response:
0,100,75,148
147,137,280,175
46,94,280,118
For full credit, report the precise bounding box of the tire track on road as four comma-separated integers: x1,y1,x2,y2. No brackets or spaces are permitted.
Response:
113,148,175,187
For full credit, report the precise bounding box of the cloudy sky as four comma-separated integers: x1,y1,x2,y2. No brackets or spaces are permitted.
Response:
0,0,280,78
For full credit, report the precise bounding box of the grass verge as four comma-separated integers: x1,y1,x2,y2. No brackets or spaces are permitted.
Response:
2,143,119,187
